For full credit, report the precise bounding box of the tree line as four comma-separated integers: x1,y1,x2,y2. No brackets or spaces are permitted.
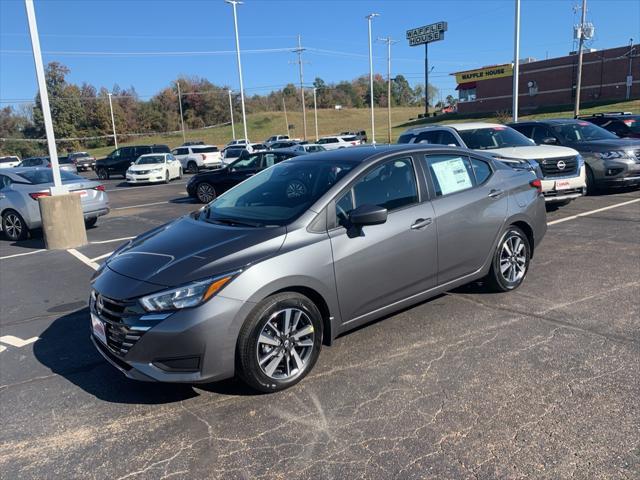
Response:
1,62,439,157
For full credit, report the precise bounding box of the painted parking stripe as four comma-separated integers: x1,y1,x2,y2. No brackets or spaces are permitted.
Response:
90,252,113,262
105,181,187,192
90,236,134,245
67,248,100,270
548,198,640,226
0,249,47,260
0,335,39,347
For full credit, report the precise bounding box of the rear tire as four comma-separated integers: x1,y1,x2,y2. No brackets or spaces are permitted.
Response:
586,166,599,195
2,210,29,241
187,161,199,174
236,292,323,393
97,168,109,180
484,226,530,292
85,217,98,228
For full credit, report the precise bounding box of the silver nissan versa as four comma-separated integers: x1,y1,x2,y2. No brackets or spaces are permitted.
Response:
90,145,546,392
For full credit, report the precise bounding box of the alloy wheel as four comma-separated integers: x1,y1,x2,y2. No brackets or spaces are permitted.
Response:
499,234,527,283
196,183,215,203
4,213,23,240
256,308,315,380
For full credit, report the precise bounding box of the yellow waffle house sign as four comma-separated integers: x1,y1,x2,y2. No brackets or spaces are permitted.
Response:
454,64,513,83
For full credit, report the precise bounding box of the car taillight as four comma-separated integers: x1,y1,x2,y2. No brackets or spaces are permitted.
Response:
529,179,542,194
29,191,50,200
352,142,356,146
46,164,52,168
95,185,105,192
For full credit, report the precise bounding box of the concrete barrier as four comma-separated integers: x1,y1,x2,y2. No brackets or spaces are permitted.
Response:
38,194,87,250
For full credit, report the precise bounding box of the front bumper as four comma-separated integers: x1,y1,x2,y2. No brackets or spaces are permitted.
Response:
126,172,165,183
541,165,586,203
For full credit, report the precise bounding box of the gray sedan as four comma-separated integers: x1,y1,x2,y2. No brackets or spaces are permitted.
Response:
0,168,110,241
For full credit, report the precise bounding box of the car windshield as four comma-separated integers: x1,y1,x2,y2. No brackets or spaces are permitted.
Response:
551,122,619,142
136,155,165,165
58,157,72,164
457,126,534,150
201,159,354,226
16,170,83,184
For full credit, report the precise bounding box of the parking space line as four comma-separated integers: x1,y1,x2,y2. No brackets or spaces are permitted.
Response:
67,248,100,270
90,236,134,244
114,201,170,210
547,198,640,225
105,181,187,192
0,335,39,347
90,252,113,262
0,249,46,260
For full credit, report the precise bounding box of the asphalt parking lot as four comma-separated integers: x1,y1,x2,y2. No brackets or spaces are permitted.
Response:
1,174,639,479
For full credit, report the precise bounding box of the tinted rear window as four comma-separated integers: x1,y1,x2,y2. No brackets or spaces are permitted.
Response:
397,133,415,144
0,157,19,163
16,170,82,184
152,145,170,153
193,146,219,153
58,157,72,164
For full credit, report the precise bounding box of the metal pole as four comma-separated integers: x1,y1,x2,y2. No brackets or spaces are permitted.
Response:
106,93,118,150
227,89,236,139
425,42,429,116
313,87,319,141
226,0,249,142
295,34,307,141
24,0,63,194
386,39,392,143
176,80,186,143
282,95,290,137
366,13,379,144
574,0,587,117
626,38,634,100
512,0,521,122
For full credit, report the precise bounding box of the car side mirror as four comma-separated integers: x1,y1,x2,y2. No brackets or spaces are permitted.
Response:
130,162,134,165
349,204,388,226
540,137,558,145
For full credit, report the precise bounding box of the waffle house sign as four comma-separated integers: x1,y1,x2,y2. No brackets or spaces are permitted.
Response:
454,64,513,83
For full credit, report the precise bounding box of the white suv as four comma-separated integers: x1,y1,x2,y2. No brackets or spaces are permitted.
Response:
264,135,289,147
171,145,222,173
398,122,586,205
317,135,363,150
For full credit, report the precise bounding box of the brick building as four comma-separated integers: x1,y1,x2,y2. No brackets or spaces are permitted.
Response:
451,44,639,115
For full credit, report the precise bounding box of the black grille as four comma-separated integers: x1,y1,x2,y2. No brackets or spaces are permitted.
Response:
93,293,145,356
133,169,150,175
540,156,578,177
633,149,640,163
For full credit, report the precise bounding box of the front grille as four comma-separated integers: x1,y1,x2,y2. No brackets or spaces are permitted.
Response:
93,294,145,356
133,170,150,175
539,156,578,177
633,149,640,163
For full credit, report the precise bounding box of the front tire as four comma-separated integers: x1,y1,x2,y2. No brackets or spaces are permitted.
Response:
2,210,29,241
237,292,323,393
485,226,531,292
85,217,98,228
195,182,216,203
586,166,599,195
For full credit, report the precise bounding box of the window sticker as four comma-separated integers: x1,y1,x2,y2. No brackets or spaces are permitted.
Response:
431,157,473,195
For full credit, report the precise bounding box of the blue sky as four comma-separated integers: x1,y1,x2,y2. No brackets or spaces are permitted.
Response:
1,0,639,106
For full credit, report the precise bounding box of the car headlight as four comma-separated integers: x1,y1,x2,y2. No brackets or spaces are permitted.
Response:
597,151,631,160
139,271,241,312
150,167,163,172
576,154,584,167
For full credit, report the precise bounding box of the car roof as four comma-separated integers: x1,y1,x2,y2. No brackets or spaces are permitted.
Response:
138,152,167,157
510,118,591,126
404,122,505,133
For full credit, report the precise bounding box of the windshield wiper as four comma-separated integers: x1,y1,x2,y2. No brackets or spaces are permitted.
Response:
207,217,263,228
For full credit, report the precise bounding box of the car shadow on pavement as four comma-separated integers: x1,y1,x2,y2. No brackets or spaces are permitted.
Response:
5,235,45,249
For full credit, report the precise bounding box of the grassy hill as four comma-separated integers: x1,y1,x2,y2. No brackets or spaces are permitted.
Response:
85,99,640,157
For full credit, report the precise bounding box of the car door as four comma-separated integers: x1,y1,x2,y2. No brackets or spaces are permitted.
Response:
422,152,508,284
224,153,263,190
113,147,134,173
329,155,438,324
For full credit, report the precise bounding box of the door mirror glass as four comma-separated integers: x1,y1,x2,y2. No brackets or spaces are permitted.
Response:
349,204,388,226
540,136,558,145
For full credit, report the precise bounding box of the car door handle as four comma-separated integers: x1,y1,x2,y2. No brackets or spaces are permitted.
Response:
488,189,504,198
410,218,432,230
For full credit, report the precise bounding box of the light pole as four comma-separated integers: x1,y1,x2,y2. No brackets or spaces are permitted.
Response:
626,38,634,100
282,95,290,137
574,0,587,117
176,80,186,143
366,13,379,144
379,36,397,143
107,92,118,149
292,34,307,141
25,0,62,194
227,89,236,139
512,0,521,122
313,87,319,141
226,0,249,143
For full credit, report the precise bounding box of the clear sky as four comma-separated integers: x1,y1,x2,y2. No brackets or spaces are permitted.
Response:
1,0,638,106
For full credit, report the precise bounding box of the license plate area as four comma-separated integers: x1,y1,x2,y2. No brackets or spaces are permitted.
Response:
91,313,107,345
555,180,571,190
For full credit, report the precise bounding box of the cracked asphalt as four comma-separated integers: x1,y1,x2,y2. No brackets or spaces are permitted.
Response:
0,176,639,479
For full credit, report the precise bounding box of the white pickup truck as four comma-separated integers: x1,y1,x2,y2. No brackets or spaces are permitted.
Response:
171,145,222,173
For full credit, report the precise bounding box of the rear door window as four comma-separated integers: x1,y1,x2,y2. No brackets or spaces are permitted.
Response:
174,148,189,156
414,131,441,144
423,154,475,196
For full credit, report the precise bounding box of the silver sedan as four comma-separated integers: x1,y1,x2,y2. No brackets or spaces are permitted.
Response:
0,168,110,241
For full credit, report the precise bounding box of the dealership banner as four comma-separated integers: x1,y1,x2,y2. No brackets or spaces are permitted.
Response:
454,64,513,83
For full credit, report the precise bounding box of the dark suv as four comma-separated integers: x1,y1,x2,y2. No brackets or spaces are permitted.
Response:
579,112,640,139
96,145,170,179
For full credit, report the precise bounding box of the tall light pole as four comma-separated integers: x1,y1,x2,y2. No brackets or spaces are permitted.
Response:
313,87,319,141
227,89,236,139
24,0,63,194
512,0,521,122
107,92,118,149
366,13,379,144
176,80,186,143
292,35,307,140
226,0,249,142
282,94,290,137
379,36,397,144
626,38,634,100
574,0,587,117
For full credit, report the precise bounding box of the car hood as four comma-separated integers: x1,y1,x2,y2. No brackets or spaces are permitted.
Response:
106,216,287,287
129,163,163,171
563,138,640,152
483,145,578,160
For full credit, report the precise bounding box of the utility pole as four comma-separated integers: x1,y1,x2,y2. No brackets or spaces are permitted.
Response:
627,38,634,100
176,80,186,143
282,94,290,137
227,89,236,139
366,13,379,144
425,42,429,116
226,0,249,142
292,34,307,140
378,36,397,143
574,0,587,117
107,92,118,149
313,87,319,141
512,0,521,122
